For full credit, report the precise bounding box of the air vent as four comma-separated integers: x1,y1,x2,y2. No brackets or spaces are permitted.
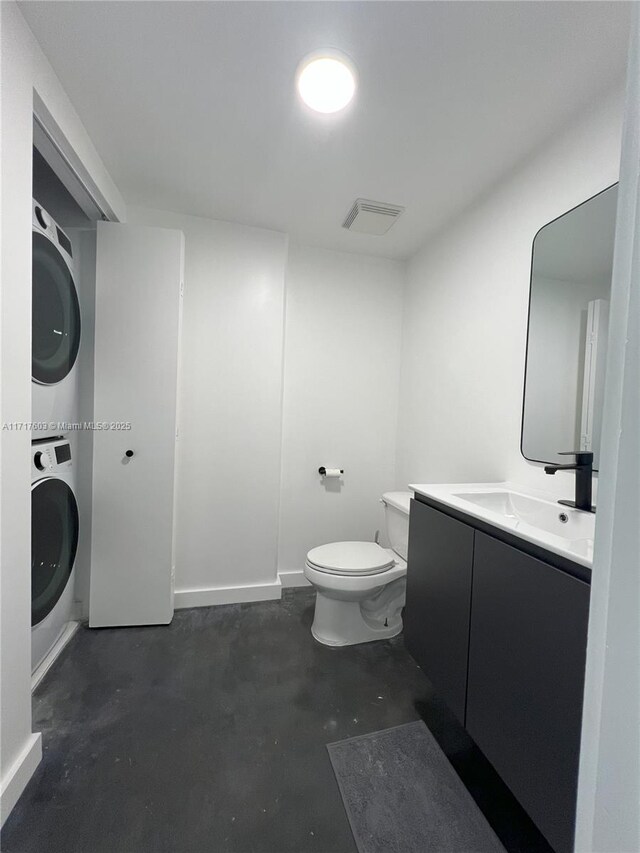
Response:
342,198,405,235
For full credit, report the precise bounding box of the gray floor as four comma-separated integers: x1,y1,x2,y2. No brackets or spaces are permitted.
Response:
2,589,552,853
2,590,430,853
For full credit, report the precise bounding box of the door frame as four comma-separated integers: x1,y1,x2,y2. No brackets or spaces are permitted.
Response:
575,9,640,851
33,92,119,224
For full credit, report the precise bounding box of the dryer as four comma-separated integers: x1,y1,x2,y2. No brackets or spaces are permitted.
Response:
32,199,81,439
31,437,79,672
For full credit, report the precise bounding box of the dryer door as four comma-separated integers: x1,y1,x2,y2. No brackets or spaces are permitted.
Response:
32,231,81,384
31,477,79,626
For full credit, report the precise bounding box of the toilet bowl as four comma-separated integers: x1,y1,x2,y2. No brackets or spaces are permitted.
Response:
304,492,412,646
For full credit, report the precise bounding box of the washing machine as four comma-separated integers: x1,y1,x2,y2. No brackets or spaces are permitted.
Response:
31,437,79,672
32,199,81,439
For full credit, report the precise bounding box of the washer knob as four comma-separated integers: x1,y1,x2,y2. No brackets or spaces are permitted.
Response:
34,450,49,471
34,206,49,230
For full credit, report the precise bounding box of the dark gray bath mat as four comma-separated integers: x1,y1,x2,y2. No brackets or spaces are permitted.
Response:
327,720,506,853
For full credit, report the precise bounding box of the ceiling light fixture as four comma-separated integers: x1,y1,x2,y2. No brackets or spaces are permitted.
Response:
296,50,357,114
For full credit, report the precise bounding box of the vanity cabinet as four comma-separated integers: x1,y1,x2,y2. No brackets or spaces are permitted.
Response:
405,497,591,853
466,533,590,853
404,500,474,723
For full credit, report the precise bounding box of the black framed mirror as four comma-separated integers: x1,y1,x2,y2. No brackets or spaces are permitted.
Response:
521,184,617,471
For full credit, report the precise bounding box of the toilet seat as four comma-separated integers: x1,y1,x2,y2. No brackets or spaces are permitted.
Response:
306,541,395,576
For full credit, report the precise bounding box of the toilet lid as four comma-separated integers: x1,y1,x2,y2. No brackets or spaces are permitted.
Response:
306,542,395,575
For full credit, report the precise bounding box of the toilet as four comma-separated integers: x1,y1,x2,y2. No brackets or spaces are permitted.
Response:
304,491,412,646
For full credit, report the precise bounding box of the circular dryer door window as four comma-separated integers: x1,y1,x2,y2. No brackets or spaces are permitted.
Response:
32,232,81,385
32,478,79,626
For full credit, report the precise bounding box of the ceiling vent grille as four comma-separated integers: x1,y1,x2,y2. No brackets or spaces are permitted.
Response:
342,198,405,235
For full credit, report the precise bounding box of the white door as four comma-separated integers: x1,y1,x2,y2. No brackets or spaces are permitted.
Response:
89,222,184,627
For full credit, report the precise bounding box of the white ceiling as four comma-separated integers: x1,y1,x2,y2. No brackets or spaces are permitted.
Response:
21,1,631,259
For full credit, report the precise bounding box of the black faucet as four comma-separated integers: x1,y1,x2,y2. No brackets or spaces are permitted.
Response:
544,451,595,513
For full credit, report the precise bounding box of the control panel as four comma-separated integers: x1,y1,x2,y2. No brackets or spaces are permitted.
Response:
32,439,73,478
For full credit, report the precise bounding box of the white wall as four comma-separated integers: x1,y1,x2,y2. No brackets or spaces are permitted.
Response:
278,245,405,585
0,1,124,822
127,207,288,606
396,86,623,499
126,215,406,598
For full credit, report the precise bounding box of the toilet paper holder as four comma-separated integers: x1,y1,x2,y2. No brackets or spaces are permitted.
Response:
318,467,344,478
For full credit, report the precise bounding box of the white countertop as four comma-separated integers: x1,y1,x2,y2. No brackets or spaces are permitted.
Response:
409,481,594,569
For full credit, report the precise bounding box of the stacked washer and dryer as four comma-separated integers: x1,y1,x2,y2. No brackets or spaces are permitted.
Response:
31,199,82,674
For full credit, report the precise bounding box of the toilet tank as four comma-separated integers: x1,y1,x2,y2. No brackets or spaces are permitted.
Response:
381,491,412,561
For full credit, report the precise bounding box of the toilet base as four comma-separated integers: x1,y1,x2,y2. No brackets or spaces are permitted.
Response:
310,579,405,647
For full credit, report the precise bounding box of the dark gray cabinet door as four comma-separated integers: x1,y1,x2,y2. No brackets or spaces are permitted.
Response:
404,500,474,723
466,532,590,853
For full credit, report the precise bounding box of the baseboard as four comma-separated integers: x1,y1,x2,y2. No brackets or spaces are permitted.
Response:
31,621,79,692
1,732,42,826
174,579,282,609
279,570,311,588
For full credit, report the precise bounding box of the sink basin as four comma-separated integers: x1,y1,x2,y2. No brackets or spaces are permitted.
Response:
409,482,595,568
453,491,595,541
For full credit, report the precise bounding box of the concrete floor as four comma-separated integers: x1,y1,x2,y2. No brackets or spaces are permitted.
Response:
2,589,552,853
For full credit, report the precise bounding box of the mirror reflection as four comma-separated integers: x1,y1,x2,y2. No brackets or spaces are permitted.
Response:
522,185,617,470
